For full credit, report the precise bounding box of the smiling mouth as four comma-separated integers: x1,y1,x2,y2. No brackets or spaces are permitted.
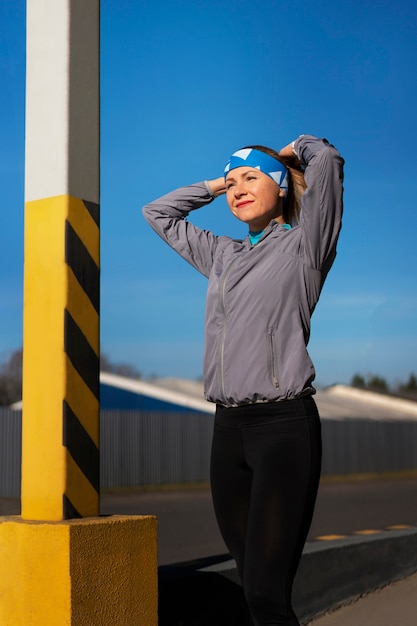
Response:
236,201,253,208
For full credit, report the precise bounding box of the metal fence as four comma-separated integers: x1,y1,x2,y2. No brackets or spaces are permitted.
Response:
0,409,22,497
1,408,417,497
100,410,214,489
321,418,417,475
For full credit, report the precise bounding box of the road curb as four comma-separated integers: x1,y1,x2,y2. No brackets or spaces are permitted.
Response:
294,527,417,622
158,527,417,625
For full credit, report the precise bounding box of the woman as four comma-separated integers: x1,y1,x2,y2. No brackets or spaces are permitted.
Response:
143,134,344,625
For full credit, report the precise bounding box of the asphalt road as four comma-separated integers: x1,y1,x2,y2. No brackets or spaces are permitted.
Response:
2,477,416,566
3,477,416,625
102,476,417,565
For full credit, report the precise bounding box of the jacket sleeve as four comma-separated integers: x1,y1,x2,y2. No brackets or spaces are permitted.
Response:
295,135,344,274
142,181,219,278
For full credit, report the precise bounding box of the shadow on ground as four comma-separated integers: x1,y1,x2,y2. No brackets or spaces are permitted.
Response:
158,555,252,626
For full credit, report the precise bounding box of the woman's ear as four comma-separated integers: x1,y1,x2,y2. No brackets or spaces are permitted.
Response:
278,187,287,199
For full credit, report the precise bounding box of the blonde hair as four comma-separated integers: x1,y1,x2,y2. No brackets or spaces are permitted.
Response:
245,145,306,224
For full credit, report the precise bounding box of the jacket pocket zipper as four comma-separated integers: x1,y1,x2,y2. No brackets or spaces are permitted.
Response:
268,330,280,389
219,256,240,403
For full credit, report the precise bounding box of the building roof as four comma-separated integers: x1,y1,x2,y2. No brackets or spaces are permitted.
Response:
315,385,417,421
103,375,417,421
10,374,417,420
100,372,212,413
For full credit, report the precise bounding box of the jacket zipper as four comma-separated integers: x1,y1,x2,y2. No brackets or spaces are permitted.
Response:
268,329,280,389
219,255,240,404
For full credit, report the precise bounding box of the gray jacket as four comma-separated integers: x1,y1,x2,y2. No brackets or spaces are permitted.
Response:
142,135,344,407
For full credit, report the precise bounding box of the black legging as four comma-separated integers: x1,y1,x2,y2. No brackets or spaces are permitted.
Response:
210,397,322,626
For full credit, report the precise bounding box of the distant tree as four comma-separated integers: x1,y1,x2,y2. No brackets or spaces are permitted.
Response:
0,349,142,406
100,353,142,379
0,348,23,405
398,373,417,393
351,373,366,388
367,374,388,392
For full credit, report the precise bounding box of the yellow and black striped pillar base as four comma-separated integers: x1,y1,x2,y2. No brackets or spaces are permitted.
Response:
22,195,100,521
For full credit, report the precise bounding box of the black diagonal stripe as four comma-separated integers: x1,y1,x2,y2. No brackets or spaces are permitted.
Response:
82,200,100,228
65,219,100,313
63,494,82,519
64,309,99,400
63,400,99,493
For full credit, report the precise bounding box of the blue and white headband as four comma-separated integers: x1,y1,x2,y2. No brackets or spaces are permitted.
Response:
224,148,288,196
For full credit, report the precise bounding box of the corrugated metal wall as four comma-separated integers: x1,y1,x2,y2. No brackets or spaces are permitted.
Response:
100,411,214,488
1,409,417,497
0,409,22,497
321,419,417,475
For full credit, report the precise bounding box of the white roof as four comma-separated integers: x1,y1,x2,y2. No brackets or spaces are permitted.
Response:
103,375,417,421
11,375,417,421
315,385,417,421
100,372,214,414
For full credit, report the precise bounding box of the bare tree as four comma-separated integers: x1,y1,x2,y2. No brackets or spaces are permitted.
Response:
0,349,143,406
0,348,23,405
396,372,417,400
99,353,142,379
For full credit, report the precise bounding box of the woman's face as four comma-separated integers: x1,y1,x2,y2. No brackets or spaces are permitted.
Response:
225,166,285,231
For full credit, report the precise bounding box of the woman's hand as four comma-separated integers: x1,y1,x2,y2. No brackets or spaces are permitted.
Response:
206,177,227,197
278,141,299,161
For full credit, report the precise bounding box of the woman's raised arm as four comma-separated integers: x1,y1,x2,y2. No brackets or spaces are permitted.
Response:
282,135,344,274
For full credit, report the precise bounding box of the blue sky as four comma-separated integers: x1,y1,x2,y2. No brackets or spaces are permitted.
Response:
1,0,417,387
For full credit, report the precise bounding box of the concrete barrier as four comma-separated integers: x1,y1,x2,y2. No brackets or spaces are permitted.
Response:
158,527,417,625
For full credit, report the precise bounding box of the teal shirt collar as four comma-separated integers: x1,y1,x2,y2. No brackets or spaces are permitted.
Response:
248,223,291,245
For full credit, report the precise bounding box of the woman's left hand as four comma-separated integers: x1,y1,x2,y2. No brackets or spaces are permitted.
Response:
278,141,299,160
207,177,227,197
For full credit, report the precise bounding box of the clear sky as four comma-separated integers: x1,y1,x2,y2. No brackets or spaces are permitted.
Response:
1,0,417,387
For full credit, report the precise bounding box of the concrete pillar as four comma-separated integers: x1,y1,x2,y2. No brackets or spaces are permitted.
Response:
22,0,101,522
0,2,158,623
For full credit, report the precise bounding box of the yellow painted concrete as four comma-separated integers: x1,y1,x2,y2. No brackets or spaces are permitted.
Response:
387,524,413,530
0,514,158,625
67,268,99,353
65,356,99,447
315,534,348,541
22,197,68,519
66,196,100,266
65,451,99,518
22,195,100,520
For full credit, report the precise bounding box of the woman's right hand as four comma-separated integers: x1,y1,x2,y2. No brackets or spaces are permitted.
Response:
206,177,227,197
